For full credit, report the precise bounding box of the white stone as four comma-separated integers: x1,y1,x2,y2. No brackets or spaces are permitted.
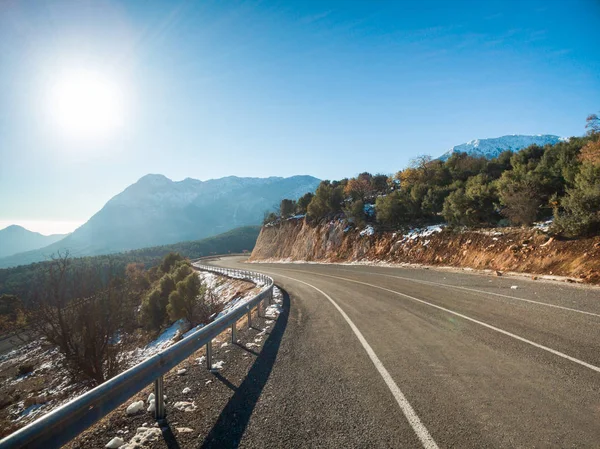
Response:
126,401,145,415
182,387,191,394
177,368,187,375
105,437,124,448
177,427,194,433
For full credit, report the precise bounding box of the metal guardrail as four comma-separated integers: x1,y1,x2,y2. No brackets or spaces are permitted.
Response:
0,264,274,449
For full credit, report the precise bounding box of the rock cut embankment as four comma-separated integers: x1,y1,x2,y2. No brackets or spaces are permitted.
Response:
250,218,600,284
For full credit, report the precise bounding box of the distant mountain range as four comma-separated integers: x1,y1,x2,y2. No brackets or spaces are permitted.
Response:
0,134,569,268
438,135,567,161
0,225,67,259
0,175,320,268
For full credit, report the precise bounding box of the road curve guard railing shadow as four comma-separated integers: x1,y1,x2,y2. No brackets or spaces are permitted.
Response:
0,264,274,449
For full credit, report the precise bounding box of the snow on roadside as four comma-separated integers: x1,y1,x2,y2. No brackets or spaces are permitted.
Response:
125,269,266,365
0,266,278,437
401,224,444,241
359,225,375,237
533,219,553,232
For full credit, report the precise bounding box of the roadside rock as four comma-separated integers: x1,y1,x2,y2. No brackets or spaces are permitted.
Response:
105,437,124,448
126,400,145,415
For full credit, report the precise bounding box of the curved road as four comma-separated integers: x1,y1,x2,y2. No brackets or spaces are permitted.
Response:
205,256,600,448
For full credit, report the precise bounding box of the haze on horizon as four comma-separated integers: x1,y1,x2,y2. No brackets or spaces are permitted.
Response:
0,0,598,235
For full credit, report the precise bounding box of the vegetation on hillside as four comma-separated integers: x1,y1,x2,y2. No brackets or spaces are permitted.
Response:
0,225,259,302
272,115,600,238
2,251,223,385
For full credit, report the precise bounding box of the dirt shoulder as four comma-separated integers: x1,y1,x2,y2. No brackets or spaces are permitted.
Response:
66,288,284,449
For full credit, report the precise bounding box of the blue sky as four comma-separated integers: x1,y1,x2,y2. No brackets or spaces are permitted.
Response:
0,0,599,234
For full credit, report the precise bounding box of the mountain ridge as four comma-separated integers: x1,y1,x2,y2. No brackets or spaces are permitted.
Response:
0,174,320,268
0,225,67,259
438,134,566,160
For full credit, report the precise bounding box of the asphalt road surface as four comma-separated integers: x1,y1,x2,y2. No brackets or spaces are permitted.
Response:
209,256,600,448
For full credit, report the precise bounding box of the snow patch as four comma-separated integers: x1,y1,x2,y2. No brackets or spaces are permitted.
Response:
126,400,145,415
359,225,375,237
211,360,225,371
402,225,444,241
173,401,197,412
121,427,162,448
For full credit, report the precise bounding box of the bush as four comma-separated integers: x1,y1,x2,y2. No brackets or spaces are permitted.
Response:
343,199,366,227
307,181,344,221
553,162,600,237
263,211,278,225
30,255,134,384
17,363,34,376
296,192,314,214
160,252,186,274
442,175,498,226
280,199,296,218
167,273,220,327
376,191,410,227
497,172,543,226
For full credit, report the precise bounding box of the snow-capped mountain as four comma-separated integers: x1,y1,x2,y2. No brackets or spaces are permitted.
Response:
438,135,567,161
0,174,320,267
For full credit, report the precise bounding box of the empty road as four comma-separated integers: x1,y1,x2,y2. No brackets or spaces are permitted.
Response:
209,256,600,448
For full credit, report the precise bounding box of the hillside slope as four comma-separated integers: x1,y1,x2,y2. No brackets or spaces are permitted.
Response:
250,219,600,283
0,175,319,268
0,225,66,258
0,225,260,299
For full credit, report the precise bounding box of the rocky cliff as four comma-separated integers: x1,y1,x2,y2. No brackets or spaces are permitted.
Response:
249,218,600,284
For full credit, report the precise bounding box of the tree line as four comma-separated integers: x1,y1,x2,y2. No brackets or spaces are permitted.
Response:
269,114,600,238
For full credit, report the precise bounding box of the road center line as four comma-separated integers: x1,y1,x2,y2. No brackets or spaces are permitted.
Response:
266,271,439,449
273,268,600,374
333,267,600,318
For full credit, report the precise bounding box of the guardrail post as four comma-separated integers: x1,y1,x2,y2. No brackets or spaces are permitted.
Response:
154,375,165,420
231,321,237,343
247,307,252,328
206,340,212,370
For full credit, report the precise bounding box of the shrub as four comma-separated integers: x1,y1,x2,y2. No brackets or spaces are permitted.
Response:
343,199,366,227
553,162,600,237
280,199,296,218
296,192,314,214
376,191,410,227
167,273,220,327
307,181,344,221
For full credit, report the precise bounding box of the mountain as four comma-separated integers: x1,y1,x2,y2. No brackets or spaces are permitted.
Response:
0,175,320,268
0,225,67,258
438,135,567,161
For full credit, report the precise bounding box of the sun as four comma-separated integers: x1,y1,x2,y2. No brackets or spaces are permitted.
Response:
48,69,125,141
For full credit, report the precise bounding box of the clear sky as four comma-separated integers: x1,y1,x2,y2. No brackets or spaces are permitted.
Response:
0,0,599,235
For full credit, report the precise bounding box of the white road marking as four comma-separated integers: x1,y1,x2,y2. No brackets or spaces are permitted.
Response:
334,267,600,318
268,271,439,449
284,269,600,374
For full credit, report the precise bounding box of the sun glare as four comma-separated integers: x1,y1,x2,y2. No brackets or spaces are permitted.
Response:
48,69,125,141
